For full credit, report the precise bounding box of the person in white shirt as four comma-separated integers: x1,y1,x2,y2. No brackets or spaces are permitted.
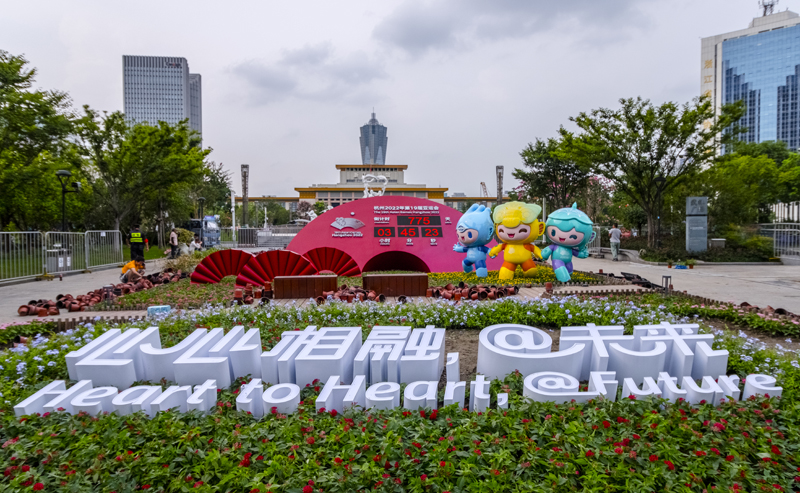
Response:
189,235,203,253
609,223,622,261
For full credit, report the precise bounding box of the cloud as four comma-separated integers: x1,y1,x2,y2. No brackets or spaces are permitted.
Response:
373,0,653,57
231,43,387,105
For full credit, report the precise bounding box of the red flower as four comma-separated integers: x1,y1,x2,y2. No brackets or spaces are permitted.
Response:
33,484,44,491
420,474,427,481
602,420,611,428
695,451,707,457
664,460,675,471
334,457,342,464
21,465,30,472
306,437,315,445
303,487,313,493
193,482,203,488
614,447,623,454
142,486,151,490
330,409,338,417
585,451,595,458
440,461,446,467
628,394,636,400
474,449,482,455
650,423,658,429
772,445,782,455
649,455,658,462
726,455,734,462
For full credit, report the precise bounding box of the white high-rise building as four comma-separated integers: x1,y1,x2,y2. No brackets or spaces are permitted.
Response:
123,55,202,136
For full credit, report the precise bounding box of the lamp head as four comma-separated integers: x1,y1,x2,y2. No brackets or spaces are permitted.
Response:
56,170,72,178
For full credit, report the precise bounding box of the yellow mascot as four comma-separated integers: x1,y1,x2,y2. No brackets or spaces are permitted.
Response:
488,201,545,280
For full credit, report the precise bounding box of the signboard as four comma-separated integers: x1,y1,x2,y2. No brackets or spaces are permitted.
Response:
288,196,505,273
14,322,780,417
686,196,708,253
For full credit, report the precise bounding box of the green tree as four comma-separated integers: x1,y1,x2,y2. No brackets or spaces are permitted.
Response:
0,50,86,230
313,201,328,216
513,138,589,210
559,96,746,247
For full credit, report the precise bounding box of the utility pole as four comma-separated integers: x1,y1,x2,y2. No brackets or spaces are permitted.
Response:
495,166,504,206
241,164,250,227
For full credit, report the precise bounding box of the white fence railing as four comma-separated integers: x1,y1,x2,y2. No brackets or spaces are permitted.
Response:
759,223,799,258
0,230,124,284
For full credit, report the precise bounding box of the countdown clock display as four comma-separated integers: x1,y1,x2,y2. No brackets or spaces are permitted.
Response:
286,196,505,273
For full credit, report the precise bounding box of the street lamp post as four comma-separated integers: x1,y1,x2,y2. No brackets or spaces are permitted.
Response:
198,197,206,248
654,175,666,248
55,170,81,232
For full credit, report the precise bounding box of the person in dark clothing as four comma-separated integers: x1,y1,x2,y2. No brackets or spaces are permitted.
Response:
169,228,179,259
128,225,149,262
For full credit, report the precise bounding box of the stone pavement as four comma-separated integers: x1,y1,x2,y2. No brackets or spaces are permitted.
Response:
576,257,800,312
0,259,164,324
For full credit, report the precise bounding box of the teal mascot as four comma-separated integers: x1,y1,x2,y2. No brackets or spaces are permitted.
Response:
540,203,595,283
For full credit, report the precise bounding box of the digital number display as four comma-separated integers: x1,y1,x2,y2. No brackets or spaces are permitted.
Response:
422,227,443,237
374,227,395,237
398,227,418,237
397,216,441,226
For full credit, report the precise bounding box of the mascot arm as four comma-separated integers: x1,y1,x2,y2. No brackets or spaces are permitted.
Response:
540,245,552,260
577,247,589,259
488,244,504,258
453,243,467,253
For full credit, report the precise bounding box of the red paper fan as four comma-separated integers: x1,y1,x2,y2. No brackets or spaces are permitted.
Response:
235,250,318,287
303,247,361,277
190,249,254,284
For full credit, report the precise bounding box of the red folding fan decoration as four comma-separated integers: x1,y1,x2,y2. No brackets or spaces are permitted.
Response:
303,247,361,277
190,249,254,284
235,250,318,287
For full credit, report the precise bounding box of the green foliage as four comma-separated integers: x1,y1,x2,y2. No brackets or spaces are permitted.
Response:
560,96,747,247
175,227,194,245
313,201,328,216
0,50,90,231
514,138,590,210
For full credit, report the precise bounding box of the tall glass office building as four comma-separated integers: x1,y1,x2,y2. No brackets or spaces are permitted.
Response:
359,112,388,165
702,11,800,149
123,55,202,137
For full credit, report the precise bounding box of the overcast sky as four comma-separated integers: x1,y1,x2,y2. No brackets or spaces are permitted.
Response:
1,0,791,198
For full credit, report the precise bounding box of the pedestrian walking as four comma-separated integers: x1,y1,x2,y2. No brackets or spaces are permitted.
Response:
169,228,179,259
127,224,149,262
609,223,622,262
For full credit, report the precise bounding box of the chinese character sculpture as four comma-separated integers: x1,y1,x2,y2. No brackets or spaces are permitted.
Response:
452,204,494,277
488,201,545,280
540,203,595,282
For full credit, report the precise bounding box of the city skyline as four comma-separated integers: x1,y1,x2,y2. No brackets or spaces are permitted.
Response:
0,0,789,197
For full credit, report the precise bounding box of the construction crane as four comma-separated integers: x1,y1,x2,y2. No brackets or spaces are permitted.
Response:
480,182,489,197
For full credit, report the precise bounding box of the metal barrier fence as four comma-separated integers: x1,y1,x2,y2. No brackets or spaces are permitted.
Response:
0,230,124,284
0,232,46,283
759,223,799,258
588,226,604,254
85,230,123,269
219,225,305,248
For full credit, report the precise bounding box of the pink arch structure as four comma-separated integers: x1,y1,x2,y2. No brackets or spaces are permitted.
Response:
287,196,503,274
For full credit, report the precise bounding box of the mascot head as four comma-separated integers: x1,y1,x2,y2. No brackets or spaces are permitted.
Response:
492,201,544,245
456,204,494,246
545,203,595,248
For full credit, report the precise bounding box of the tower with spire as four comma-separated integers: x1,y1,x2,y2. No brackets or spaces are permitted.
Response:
359,111,388,165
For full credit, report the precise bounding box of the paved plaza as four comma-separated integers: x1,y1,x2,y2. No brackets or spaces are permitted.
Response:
2,257,800,323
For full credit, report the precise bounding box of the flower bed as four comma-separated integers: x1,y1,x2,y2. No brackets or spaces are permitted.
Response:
110,266,604,310
2,297,799,491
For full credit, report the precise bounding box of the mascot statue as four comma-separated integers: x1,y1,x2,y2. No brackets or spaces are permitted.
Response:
488,201,545,280
540,203,595,283
453,204,494,278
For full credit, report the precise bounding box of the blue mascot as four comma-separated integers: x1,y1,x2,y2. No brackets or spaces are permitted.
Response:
540,203,596,283
453,204,494,278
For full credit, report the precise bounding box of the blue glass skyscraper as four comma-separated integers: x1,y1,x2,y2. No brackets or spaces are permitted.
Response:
359,112,388,165
702,10,800,149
